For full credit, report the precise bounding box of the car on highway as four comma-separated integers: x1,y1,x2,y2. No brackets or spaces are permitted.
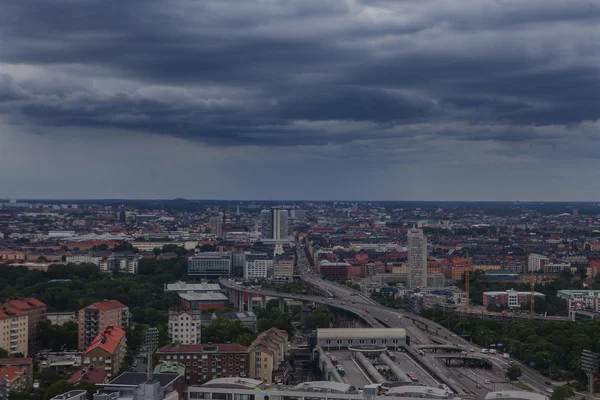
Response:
546,389,554,393
439,384,451,393
484,380,491,384
406,372,419,382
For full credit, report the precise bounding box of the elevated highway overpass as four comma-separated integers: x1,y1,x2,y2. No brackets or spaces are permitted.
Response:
221,275,554,397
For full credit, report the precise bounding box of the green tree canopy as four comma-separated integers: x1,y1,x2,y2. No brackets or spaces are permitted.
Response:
307,308,333,329
44,380,74,400
506,365,522,382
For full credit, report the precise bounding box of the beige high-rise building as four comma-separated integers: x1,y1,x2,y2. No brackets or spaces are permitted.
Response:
407,227,428,289
0,306,28,356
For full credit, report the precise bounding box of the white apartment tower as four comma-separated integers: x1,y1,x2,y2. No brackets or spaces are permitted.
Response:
528,253,549,272
168,309,202,345
407,227,428,289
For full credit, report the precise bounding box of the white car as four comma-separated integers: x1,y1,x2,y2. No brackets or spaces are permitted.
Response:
485,380,491,384
546,389,554,393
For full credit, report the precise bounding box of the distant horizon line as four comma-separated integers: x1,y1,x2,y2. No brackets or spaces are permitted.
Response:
1,198,598,204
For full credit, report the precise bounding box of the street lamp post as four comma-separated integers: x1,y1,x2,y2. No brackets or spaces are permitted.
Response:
581,350,598,400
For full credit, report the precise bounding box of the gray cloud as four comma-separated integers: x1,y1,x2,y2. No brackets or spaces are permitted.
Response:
0,0,599,199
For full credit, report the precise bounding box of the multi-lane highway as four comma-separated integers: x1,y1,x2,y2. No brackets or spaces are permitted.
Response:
221,245,554,398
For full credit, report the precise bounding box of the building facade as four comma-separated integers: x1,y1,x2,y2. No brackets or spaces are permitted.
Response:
83,326,127,380
168,310,202,345
0,306,28,356
244,253,273,279
99,253,142,274
46,312,77,325
248,328,289,384
78,300,129,351
273,255,294,279
66,253,106,266
407,228,427,289
156,344,249,385
187,252,232,279
482,289,545,309
558,290,600,312
210,215,223,238
260,209,288,240
4,298,46,348
528,253,549,272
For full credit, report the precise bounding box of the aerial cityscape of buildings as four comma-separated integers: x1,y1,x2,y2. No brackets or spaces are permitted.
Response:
1,199,600,400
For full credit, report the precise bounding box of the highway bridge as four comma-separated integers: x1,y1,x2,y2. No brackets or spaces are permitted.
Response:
416,345,465,353
221,241,558,397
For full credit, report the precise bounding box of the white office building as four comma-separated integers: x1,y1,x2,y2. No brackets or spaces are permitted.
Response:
188,252,232,279
244,253,273,279
407,228,427,289
66,253,105,266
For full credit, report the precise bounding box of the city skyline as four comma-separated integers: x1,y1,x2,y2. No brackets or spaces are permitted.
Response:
1,1,599,201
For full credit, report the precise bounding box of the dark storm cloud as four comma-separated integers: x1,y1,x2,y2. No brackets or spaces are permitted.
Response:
0,0,598,148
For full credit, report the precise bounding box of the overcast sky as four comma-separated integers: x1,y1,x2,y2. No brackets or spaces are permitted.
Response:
1,0,599,201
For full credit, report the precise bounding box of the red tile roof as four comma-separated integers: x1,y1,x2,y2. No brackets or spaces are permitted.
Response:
0,306,25,319
0,358,33,366
69,365,107,384
90,300,128,312
6,298,46,310
157,343,247,353
0,365,24,384
85,326,126,355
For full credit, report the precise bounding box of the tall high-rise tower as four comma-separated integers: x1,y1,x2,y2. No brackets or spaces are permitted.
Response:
260,208,288,239
210,214,223,238
407,227,428,289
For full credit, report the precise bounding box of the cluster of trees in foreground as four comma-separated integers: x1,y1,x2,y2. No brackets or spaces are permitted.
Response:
421,309,600,391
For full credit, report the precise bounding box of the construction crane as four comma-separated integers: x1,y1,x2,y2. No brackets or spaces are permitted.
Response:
465,249,470,312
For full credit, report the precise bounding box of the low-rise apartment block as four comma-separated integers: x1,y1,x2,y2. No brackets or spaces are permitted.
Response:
483,289,545,309
99,252,142,274
168,309,202,345
83,326,127,380
558,290,600,312
248,327,289,384
156,343,249,385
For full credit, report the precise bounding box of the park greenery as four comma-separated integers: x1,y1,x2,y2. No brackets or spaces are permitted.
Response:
421,309,600,388
0,253,304,370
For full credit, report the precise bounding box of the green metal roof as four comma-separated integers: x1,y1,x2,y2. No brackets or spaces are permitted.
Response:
153,361,185,375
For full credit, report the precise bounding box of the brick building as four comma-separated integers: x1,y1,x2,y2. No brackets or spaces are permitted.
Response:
156,343,249,385
78,300,129,351
82,326,127,380
482,289,545,309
